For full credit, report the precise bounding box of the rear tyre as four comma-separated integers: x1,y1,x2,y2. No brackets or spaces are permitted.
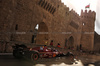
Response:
31,53,39,61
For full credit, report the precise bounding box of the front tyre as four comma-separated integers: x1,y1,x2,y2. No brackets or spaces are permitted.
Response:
13,50,23,58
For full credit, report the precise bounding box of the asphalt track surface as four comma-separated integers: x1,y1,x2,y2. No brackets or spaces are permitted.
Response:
0,53,100,66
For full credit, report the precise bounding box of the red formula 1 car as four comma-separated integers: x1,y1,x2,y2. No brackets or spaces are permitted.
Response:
30,46,65,58
12,44,74,61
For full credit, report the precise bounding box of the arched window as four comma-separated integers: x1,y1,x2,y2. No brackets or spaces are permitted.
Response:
15,24,18,30
46,3,49,10
35,24,39,30
50,7,53,13
83,23,85,26
41,0,45,7
48,5,52,11
43,2,47,9
38,0,42,5
52,8,56,14
67,36,74,49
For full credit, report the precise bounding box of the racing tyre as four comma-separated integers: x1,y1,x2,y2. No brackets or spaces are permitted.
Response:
31,53,39,61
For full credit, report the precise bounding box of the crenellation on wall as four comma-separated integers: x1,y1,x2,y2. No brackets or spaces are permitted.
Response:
81,10,96,20
70,9,80,19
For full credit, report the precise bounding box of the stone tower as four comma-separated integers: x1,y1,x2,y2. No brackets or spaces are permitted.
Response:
81,10,96,51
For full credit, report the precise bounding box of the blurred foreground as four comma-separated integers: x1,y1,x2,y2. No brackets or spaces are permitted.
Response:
0,53,100,66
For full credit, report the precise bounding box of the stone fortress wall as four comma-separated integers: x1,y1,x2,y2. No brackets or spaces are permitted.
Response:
0,0,96,52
